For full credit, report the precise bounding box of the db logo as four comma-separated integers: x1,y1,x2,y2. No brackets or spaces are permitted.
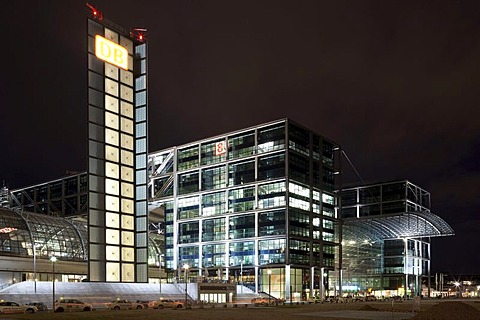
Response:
215,141,227,156
95,35,128,70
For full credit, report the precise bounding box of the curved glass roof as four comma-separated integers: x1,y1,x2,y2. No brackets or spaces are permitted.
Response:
343,211,455,242
0,208,161,264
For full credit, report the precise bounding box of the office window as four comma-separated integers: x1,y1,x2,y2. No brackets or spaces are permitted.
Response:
178,145,199,171
229,214,255,239
202,191,226,217
258,153,285,181
202,218,226,241
258,239,286,265
288,123,310,156
228,160,255,186
289,153,309,185
257,123,285,153
229,241,255,266
178,196,200,219
228,131,255,159
178,171,199,195
178,222,199,244
202,165,226,190
202,244,226,268
201,139,227,165
258,181,286,209
258,209,286,236
228,187,255,213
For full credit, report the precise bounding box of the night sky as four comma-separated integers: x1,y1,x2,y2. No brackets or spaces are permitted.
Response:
1,1,479,275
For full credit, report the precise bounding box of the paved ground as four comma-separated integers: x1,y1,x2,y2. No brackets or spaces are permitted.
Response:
1,299,479,320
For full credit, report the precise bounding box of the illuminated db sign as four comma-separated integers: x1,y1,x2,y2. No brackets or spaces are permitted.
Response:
95,35,128,70
215,141,227,156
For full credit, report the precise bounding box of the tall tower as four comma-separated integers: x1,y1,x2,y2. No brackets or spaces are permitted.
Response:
86,7,148,282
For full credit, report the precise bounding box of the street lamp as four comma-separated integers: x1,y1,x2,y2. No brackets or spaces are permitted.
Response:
50,256,57,312
183,263,189,305
158,253,163,295
267,269,272,305
240,260,243,294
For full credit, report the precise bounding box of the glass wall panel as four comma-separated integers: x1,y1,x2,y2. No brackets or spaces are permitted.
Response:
203,243,226,268
229,214,255,239
258,154,285,181
177,196,200,219
202,218,226,241
229,241,255,266
178,222,199,244
288,123,310,156
179,246,199,268
202,191,226,217
258,239,286,265
177,145,199,171
228,160,255,186
202,165,226,190
258,209,286,236
228,187,255,213
228,130,255,159
289,210,310,238
289,153,309,185
258,181,286,209
258,123,285,153
201,139,227,165
289,239,310,265
178,171,199,195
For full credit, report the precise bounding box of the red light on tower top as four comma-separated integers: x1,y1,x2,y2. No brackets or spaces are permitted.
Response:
131,28,147,42
86,2,103,20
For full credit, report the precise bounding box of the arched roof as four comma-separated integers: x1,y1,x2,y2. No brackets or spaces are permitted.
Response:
0,208,162,264
0,208,87,261
342,211,455,242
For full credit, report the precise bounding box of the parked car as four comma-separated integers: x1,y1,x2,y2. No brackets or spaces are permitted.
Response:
308,296,322,304
0,301,38,314
54,299,94,312
135,300,150,308
148,298,184,309
27,302,48,311
251,297,269,305
106,299,144,310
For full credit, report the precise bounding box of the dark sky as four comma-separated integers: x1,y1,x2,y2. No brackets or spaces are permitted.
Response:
1,1,479,275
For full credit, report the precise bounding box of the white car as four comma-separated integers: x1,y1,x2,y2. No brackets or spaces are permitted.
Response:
0,301,38,314
148,298,184,309
54,299,94,312
106,299,144,310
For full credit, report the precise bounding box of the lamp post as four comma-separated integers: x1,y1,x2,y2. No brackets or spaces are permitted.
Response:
240,260,243,294
158,253,163,295
50,256,57,312
267,269,272,305
183,263,189,305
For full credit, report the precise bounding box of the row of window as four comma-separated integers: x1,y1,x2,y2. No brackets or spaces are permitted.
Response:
177,211,337,243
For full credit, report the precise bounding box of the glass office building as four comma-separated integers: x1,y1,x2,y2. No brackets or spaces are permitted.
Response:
147,118,342,301
340,180,454,298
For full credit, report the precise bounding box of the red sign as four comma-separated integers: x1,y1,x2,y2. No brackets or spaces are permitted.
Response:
215,141,227,156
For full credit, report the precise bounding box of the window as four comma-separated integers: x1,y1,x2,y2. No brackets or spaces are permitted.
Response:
229,214,255,239
228,187,255,213
258,239,286,265
178,222,199,244
202,165,226,190
258,210,286,236
258,154,285,181
178,171,199,195
178,196,200,219
177,145,199,171
203,244,226,268
202,218,226,241
202,192,226,217
288,123,310,156
229,241,255,266
258,123,285,153
228,131,255,159
228,160,255,186
289,153,309,184
258,181,286,209
201,139,227,165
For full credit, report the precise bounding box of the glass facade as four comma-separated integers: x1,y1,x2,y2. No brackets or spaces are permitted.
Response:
147,119,342,300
